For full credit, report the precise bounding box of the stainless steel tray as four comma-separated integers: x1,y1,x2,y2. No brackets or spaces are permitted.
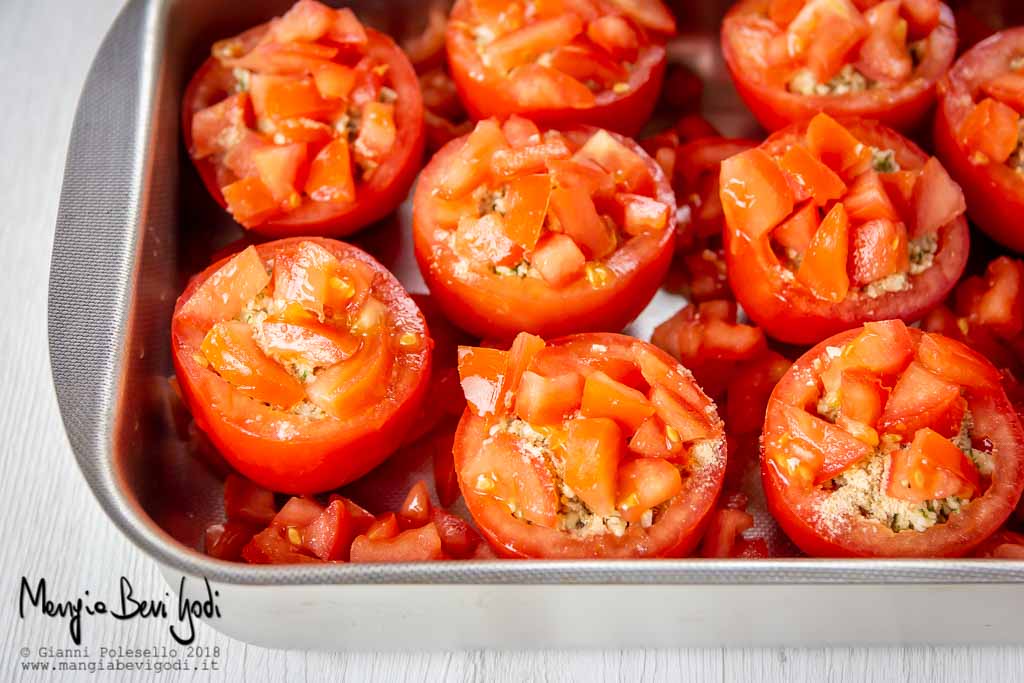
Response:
48,0,1024,649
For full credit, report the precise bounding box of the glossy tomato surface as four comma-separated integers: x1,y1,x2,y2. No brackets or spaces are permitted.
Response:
934,28,1024,252
445,0,672,135
454,332,727,559
182,3,424,237
413,120,676,340
723,116,969,345
171,237,432,494
762,324,1024,557
721,0,957,132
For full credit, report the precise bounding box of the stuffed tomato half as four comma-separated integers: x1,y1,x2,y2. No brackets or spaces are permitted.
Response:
171,238,432,494
445,0,675,136
762,320,1024,557
721,0,956,132
720,113,968,345
182,0,424,236
454,332,726,559
413,117,676,340
934,27,1024,252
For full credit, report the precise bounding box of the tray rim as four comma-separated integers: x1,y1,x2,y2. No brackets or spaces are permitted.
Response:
47,0,1024,588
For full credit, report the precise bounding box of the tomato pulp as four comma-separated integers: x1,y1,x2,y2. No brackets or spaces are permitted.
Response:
934,27,1024,252
720,114,968,345
182,0,425,236
762,320,1024,557
445,0,674,136
413,117,676,340
454,332,726,558
721,0,957,132
171,237,432,493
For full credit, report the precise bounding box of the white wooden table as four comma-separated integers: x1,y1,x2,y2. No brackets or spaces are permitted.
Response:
2,1,1022,680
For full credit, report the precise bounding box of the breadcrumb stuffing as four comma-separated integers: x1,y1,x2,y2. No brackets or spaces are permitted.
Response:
789,64,871,96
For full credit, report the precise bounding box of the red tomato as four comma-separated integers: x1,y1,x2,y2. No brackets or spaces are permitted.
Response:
763,322,1024,557
454,332,726,559
934,28,1024,252
350,523,446,562
171,238,432,494
182,1,424,236
722,116,969,345
413,121,675,339
445,0,672,136
721,0,957,132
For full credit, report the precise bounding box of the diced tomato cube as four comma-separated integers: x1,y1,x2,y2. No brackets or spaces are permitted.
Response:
312,62,356,100
719,148,795,239
457,345,510,417
844,171,899,224
354,101,397,161
649,385,713,443
261,316,360,367
614,194,670,235
430,509,483,559
306,334,392,417
301,499,354,561
564,417,622,516
191,93,252,159
241,528,322,564
222,130,271,180
628,415,683,458
971,257,1024,338
878,361,963,437
350,523,445,562
251,142,307,205
982,73,1024,114
501,115,541,147
772,202,820,253
179,246,271,326
485,14,584,74
507,63,597,109
806,113,872,178
468,0,526,35
250,75,333,121
502,332,548,411
912,157,965,237
959,97,1020,166
778,143,847,205
272,0,335,42
461,431,560,526
796,202,850,303
769,0,806,26
224,473,277,526
205,521,258,561
272,239,341,317
849,217,909,287
887,428,979,503
490,138,572,178
573,130,653,194
437,119,508,199
398,481,433,530
273,117,335,145
328,7,369,46
305,138,356,203
201,321,306,407
915,332,1003,390
857,0,912,85
838,369,886,427
531,232,587,287
580,370,655,431
605,0,677,34
367,512,399,540
586,14,639,60
900,0,940,39
774,402,874,483
502,173,551,251
223,176,280,227
699,507,755,558
879,169,918,227
515,370,584,424
548,44,628,87
454,214,521,267
801,4,870,82
547,158,615,198
616,458,683,523
850,320,915,376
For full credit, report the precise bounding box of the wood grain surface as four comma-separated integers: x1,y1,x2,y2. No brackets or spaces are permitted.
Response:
1,0,1022,680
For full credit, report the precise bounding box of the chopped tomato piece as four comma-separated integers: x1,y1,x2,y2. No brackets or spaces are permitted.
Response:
354,102,397,161
982,72,1024,114
605,0,676,34
515,370,584,424
580,370,655,431
305,138,356,203
790,0,870,82
547,158,616,198
769,0,805,26
887,428,979,502
350,523,445,562
614,194,670,235
912,157,965,237
271,240,341,317
201,321,306,407
457,346,509,417
916,332,1003,390
484,14,585,74
454,214,521,267
773,402,874,483
328,7,369,46
430,509,483,559
772,202,820,253
261,315,360,367
506,63,597,109
461,431,560,526
250,75,332,121
490,138,572,178
273,117,335,145
502,173,551,251
878,361,963,437
531,233,586,287
300,499,354,561
225,41,340,76
272,0,334,43
970,257,1024,338
251,142,306,206
725,351,792,435
205,521,258,561
179,246,271,326
548,44,628,87
796,202,850,303
224,474,276,526
191,93,252,159
502,332,548,410
838,369,886,428
844,319,915,376
843,171,899,224
586,14,639,61
778,143,847,205
699,507,754,558
306,334,392,417
573,129,653,194
616,458,683,523
398,481,433,530
628,415,683,458
367,512,399,540
312,62,356,100
223,177,280,227
805,113,871,178
900,0,940,39
564,417,622,516
857,0,912,86
222,131,271,180
437,119,509,199
878,169,918,227
849,217,909,287
958,98,1021,165
502,115,541,147
241,527,322,564
719,148,795,239
648,385,713,443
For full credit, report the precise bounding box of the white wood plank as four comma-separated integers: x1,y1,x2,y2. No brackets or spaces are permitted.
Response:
1,1,1022,682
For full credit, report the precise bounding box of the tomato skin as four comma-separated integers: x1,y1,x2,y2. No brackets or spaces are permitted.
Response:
454,333,726,559
934,28,1024,253
413,126,675,340
721,0,957,132
182,28,425,238
171,238,432,494
445,0,667,136
724,118,969,345
763,326,1024,558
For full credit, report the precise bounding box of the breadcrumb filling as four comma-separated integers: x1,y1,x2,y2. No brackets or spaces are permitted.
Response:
789,64,872,96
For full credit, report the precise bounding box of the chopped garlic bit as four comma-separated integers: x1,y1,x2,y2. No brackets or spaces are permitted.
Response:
789,64,871,96
870,147,900,173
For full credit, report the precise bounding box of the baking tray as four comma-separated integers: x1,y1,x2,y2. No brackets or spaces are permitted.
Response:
48,0,1024,649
